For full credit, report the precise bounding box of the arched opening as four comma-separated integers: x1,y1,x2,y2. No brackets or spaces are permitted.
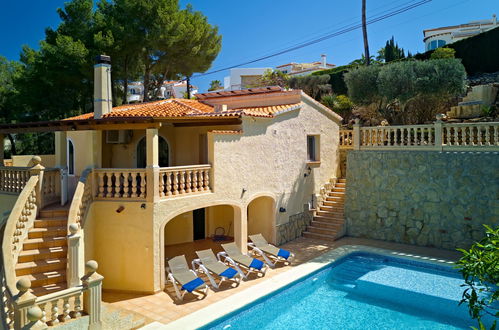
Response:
67,138,75,175
136,136,169,168
247,196,275,243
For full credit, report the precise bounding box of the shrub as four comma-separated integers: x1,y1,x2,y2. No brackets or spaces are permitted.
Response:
430,47,456,59
321,94,353,114
344,59,466,124
313,64,356,95
288,74,331,100
456,225,498,330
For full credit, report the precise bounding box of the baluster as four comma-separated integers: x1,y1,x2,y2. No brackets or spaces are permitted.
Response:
494,125,499,146
39,302,47,324
198,170,204,191
62,297,71,321
165,172,172,196
478,125,484,146
106,173,113,198
159,172,165,197
140,173,146,198
427,127,433,145
203,169,210,191
484,125,490,146
191,171,198,192
73,294,82,318
131,172,138,198
179,171,185,194
452,126,458,146
98,172,105,198
185,171,192,193
172,171,179,195
48,300,59,326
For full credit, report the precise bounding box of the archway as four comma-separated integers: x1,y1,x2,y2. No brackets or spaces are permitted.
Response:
247,196,275,243
136,136,169,168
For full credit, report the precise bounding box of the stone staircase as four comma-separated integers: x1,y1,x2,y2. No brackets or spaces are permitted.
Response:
16,204,69,297
303,178,346,241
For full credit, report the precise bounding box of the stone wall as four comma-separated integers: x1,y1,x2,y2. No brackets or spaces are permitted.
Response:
345,151,499,250
276,208,313,245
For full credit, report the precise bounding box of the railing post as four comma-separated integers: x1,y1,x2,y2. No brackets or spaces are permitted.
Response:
146,128,160,203
435,114,445,151
13,278,38,329
29,156,45,211
67,224,81,288
81,260,103,330
353,119,361,150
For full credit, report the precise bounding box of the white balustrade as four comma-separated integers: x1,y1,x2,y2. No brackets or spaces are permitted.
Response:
93,169,147,200
159,165,212,198
0,167,31,193
339,130,353,149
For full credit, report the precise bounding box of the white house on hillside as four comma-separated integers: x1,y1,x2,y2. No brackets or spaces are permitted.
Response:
275,54,335,77
423,14,498,51
126,80,198,103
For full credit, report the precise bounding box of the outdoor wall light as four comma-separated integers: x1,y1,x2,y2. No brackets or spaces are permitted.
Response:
279,207,286,213
116,205,125,213
304,166,312,177
141,204,146,209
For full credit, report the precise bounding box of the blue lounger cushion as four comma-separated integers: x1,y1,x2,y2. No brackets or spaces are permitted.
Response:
181,277,204,293
249,258,264,270
277,249,291,259
219,267,238,279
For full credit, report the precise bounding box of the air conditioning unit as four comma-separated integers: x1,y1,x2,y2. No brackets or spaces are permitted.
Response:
106,130,132,144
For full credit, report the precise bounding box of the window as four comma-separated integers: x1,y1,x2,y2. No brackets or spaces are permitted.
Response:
67,139,75,175
307,135,320,162
428,39,446,51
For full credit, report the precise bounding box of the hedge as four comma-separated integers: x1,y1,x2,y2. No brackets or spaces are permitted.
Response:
312,64,356,95
415,26,499,75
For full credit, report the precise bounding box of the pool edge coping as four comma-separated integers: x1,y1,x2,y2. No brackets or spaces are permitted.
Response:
152,244,457,330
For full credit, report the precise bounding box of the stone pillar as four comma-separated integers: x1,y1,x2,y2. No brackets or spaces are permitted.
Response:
23,306,48,330
233,206,248,254
146,128,159,203
67,224,81,287
13,278,38,329
82,260,104,330
30,156,45,211
54,131,67,168
0,133,4,166
353,119,361,150
434,114,445,151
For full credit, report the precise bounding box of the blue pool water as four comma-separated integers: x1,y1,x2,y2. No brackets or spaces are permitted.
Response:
204,252,478,330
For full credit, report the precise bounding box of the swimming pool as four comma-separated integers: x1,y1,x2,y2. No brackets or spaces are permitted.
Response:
202,252,475,330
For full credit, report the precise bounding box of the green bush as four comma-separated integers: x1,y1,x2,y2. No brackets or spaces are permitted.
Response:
312,64,356,95
416,26,499,75
430,47,455,59
344,59,466,124
288,74,331,100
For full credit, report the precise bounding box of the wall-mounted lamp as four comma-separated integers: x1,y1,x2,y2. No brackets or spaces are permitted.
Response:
116,205,125,213
279,207,286,213
304,166,312,177
241,188,247,198
141,204,146,209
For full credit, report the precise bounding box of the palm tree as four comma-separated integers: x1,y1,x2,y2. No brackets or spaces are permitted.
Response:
362,0,371,65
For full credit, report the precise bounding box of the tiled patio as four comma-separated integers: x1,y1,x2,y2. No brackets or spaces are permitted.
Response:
102,236,461,326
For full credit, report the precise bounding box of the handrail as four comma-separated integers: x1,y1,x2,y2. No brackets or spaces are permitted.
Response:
67,169,93,233
1,176,39,296
159,164,212,171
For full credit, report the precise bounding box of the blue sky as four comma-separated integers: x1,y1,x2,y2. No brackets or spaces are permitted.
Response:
0,0,497,92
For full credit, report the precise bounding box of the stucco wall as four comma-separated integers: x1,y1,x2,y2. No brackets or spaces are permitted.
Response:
164,211,193,245
0,193,19,223
11,155,55,167
345,151,499,250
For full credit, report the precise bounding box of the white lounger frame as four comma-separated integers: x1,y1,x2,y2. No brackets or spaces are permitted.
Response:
247,243,295,268
216,251,268,279
191,259,243,289
165,267,209,301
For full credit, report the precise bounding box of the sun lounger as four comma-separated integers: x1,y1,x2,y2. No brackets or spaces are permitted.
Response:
192,249,243,289
248,234,295,268
218,242,268,278
166,255,208,301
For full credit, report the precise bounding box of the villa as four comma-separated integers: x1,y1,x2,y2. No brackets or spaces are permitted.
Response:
0,55,498,329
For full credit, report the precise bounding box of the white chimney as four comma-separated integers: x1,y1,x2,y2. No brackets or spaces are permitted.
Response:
493,14,497,25
321,54,327,68
94,55,112,119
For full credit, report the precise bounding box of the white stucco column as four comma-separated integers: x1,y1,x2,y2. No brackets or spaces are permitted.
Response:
54,131,67,168
233,206,248,254
146,128,159,203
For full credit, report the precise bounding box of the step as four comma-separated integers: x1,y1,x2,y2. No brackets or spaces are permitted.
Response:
303,231,337,241
332,187,345,192
20,270,66,287
319,205,344,212
31,282,68,297
28,226,67,239
15,258,67,276
314,215,344,223
307,226,338,236
316,211,344,219
328,192,345,197
310,220,343,230
338,179,346,183
323,200,344,207
39,205,69,219
23,236,67,250
34,217,67,228
18,247,67,263
325,197,344,203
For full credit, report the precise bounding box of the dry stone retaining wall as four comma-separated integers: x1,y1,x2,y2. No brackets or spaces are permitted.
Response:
345,151,499,250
